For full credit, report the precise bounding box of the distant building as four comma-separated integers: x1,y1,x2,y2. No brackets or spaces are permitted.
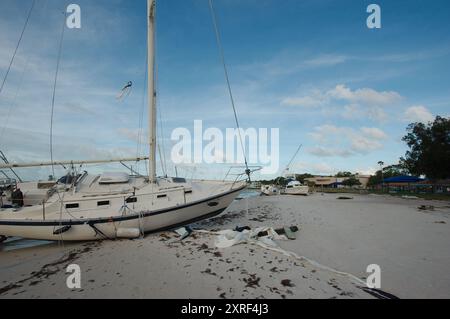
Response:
305,174,371,189
370,176,450,194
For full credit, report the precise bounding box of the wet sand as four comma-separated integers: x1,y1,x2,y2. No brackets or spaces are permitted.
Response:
0,193,449,299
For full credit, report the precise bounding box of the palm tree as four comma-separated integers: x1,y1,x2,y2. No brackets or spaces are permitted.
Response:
378,161,385,192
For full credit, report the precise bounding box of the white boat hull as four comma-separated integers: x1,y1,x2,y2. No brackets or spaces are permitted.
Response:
0,184,245,241
283,186,309,196
260,185,280,196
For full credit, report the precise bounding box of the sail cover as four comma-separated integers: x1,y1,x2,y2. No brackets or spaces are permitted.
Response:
98,172,130,185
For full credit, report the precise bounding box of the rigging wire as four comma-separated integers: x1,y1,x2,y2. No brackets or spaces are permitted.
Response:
136,53,148,173
284,144,303,174
50,12,67,178
154,29,169,177
0,0,36,97
0,58,30,145
208,0,251,181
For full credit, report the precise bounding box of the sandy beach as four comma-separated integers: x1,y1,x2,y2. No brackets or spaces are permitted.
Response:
1,193,449,299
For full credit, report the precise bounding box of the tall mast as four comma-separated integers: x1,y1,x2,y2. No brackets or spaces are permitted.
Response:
147,0,157,183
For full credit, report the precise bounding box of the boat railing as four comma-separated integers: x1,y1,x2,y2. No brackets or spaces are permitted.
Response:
0,177,17,190
223,166,263,188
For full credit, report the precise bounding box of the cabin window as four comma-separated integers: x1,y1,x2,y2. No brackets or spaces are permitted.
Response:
126,197,137,203
66,203,79,209
157,194,167,199
97,201,110,207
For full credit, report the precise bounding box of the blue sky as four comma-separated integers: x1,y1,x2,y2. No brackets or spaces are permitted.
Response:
0,0,449,180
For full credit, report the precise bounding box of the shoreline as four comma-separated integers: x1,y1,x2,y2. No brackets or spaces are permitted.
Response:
1,193,449,299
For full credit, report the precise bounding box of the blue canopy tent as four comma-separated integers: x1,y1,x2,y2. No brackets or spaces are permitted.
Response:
383,176,425,184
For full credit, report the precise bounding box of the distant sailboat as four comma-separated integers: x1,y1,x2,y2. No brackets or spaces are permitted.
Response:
282,145,309,196
260,184,280,196
0,0,247,241
259,145,309,196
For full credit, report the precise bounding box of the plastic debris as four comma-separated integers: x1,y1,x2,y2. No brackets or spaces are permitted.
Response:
174,226,193,240
214,226,299,249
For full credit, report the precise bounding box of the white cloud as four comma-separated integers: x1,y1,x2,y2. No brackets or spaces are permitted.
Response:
328,84,402,106
291,162,336,175
304,55,348,67
281,91,326,108
360,127,388,140
341,104,364,120
350,137,383,154
404,105,434,123
281,84,402,123
367,106,388,123
308,125,387,157
309,147,353,158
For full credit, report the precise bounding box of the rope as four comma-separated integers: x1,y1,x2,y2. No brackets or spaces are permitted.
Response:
194,229,368,287
116,81,133,101
50,12,67,178
208,0,251,181
0,0,36,97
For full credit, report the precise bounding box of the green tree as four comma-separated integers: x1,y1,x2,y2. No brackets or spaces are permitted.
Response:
336,171,353,178
368,164,409,186
295,173,314,183
342,177,362,187
400,116,450,181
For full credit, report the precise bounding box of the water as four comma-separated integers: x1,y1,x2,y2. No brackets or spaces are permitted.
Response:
236,189,260,200
1,237,54,252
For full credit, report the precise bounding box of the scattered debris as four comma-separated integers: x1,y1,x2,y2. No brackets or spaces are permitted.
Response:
235,226,251,232
281,279,295,287
174,226,193,240
418,205,435,212
257,226,299,239
201,268,217,276
159,233,172,241
402,196,419,200
0,243,98,295
213,226,299,249
243,274,261,288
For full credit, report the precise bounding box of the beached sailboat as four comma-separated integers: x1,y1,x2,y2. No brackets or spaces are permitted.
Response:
283,180,309,196
0,0,247,241
260,184,280,196
281,145,309,196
